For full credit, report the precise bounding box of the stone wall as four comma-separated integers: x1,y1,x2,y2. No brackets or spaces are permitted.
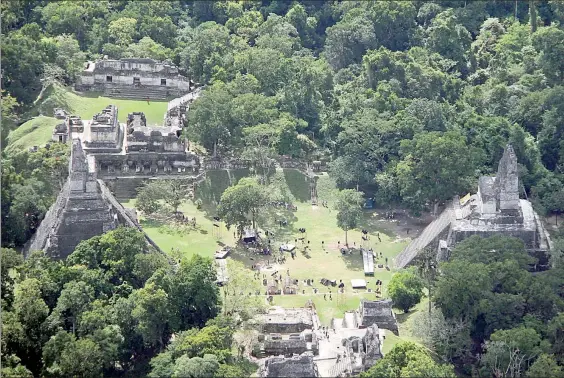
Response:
261,353,319,378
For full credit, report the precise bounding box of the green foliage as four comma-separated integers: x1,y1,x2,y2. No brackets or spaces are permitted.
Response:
480,327,552,377
526,354,564,378
394,131,483,212
388,270,424,313
334,189,363,245
218,177,269,233
173,354,220,378
361,341,455,378
131,282,169,350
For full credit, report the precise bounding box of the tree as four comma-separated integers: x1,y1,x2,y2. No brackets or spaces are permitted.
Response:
416,248,439,317
217,177,268,234
426,9,472,75
434,260,493,321
334,189,364,245
361,341,455,378
44,334,105,378
412,308,472,363
131,282,170,350
50,280,95,334
1,248,24,308
125,37,173,61
13,278,49,337
481,327,550,377
526,354,563,378
531,26,564,84
179,22,232,83
149,352,175,378
222,260,265,320
186,82,234,155
167,255,220,331
51,34,86,83
449,235,535,269
108,17,137,46
173,354,220,378
388,270,424,313
170,324,233,363
136,180,165,215
394,131,483,215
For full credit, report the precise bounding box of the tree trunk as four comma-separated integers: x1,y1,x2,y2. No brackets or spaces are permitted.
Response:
530,0,537,33
433,201,439,217
345,229,348,246
213,140,218,157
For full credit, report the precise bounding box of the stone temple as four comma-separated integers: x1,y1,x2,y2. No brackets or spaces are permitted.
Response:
75,58,192,100
24,139,140,259
395,144,552,270
25,65,203,259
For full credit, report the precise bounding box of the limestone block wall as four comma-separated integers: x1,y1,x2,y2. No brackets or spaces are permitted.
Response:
91,74,189,90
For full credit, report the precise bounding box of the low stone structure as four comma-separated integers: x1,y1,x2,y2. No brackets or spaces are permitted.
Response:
83,105,123,153
395,144,551,270
260,307,315,334
358,299,399,335
52,122,68,143
75,58,191,99
258,331,319,357
260,353,319,378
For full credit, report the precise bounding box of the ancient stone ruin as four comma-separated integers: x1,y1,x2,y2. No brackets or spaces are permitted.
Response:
395,144,552,270
260,353,319,378
51,88,202,200
75,58,192,100
34,71,203,259
357,299,399,335
24,139,141,259
257,331,319,357
260,307,315,334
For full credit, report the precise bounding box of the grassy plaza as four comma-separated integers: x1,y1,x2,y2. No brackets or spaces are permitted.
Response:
122,169,414,329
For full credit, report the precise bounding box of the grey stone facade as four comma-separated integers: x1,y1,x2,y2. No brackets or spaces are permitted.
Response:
75,58,191,99
358,299,399,336
260,307,315,334
260,353,319,378
24,140,128,259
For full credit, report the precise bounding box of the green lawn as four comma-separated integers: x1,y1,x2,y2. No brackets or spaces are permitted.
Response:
36,83,169,125
122,169,412,333
6,83,170,151
5,116,61,153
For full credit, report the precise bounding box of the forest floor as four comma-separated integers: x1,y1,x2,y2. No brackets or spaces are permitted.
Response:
121,168,430,350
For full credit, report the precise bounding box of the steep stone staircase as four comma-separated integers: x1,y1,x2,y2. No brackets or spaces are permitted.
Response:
109,178,147,200
104,87,168,100
394,203,454,268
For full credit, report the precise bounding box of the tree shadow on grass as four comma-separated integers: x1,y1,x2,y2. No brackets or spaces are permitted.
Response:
283,169,310,202
357,212,395,238
194,168,251,220
339,251,365,271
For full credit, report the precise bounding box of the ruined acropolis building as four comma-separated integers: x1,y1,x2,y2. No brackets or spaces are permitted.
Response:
395,144,552,270
75,58,192,100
